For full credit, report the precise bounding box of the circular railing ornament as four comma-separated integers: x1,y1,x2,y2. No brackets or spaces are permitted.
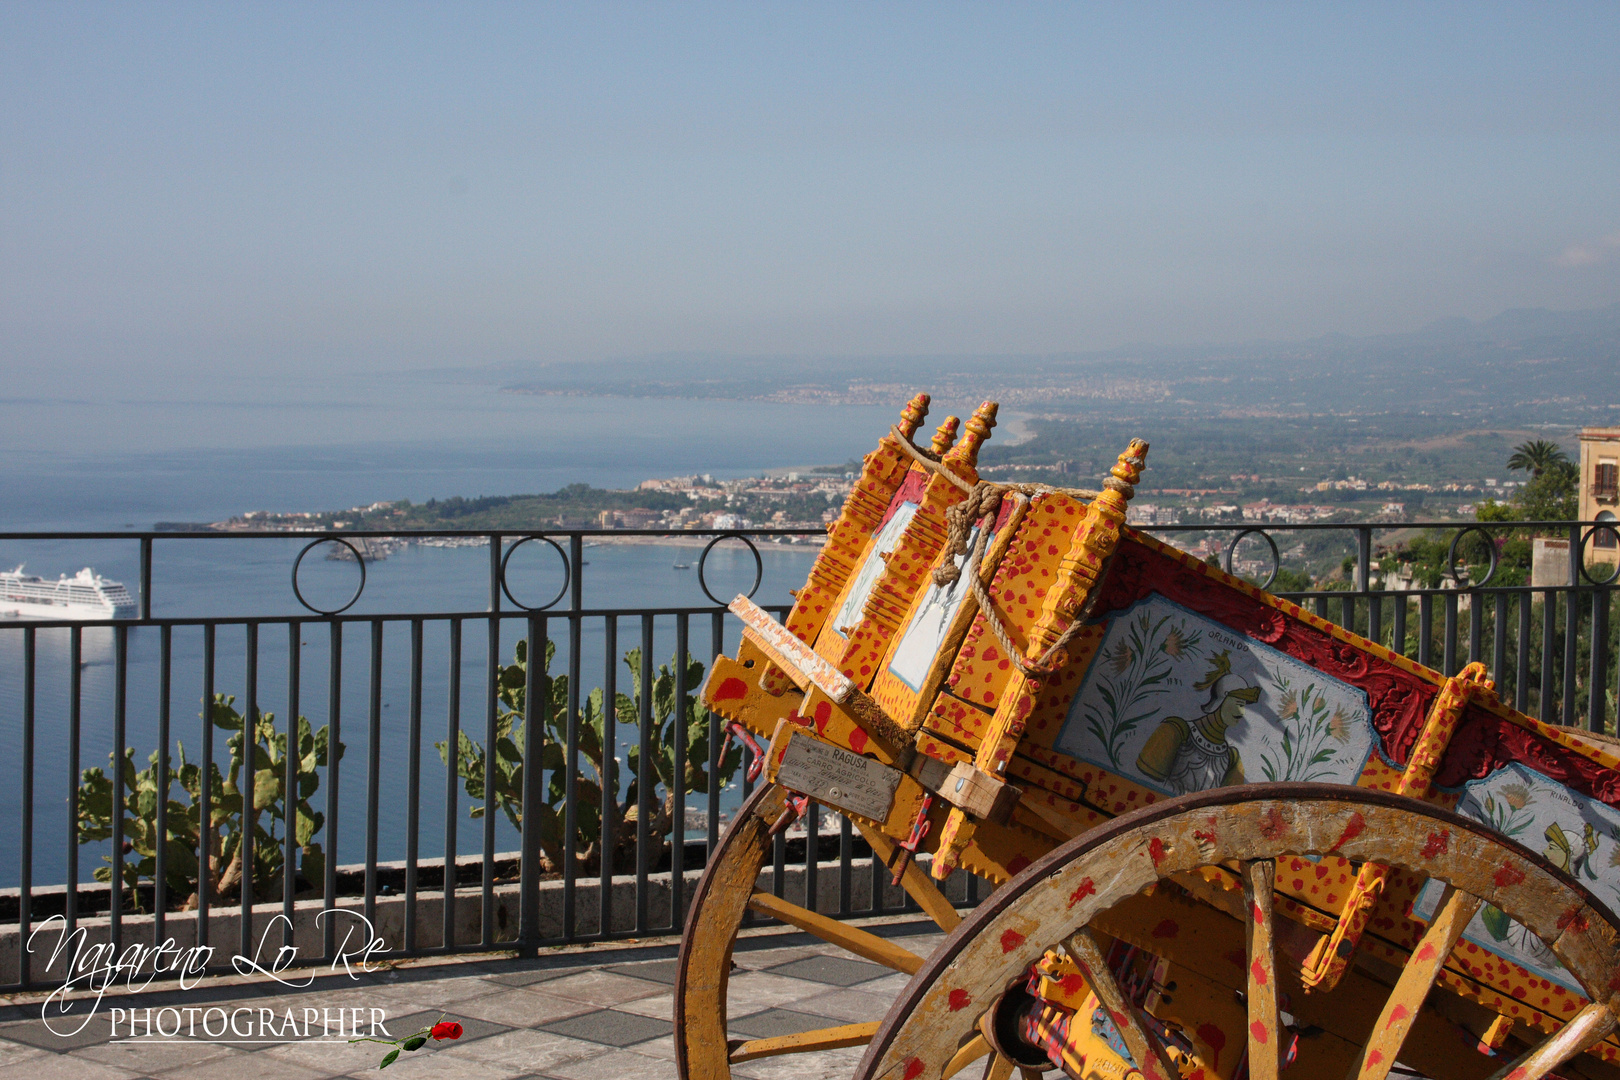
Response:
499,535,571,612
697,532,764,607
1223,528,1280,591
1446,525,1499,588
1579,525,1620,586
292,537,368,616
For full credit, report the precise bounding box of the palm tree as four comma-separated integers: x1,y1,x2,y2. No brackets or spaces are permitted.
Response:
1507,439,1569,479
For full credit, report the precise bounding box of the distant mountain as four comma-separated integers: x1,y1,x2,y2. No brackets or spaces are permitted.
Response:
494,304,1620,423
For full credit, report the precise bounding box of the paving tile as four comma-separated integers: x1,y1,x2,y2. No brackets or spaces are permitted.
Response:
722,972,836,1013
729,946,821,970
445,988,596,1028
535,1009,672,1048
483,967,582,989
627,1034,676,1061
538,971,668,1009
762,956,891,988
0,1014,113,1052
0,1054,143,1080
0,1044,45,1069
730,1045,866,1080
787,989,901,1025
256,1036,387,1075
142,1046,330,1080
606,994,675,1022
853,972,911,997
74,1038,240,1072
340,1044,527,1080
450,1028,603,1073
543,1048,676,1080
601,959,680,985
726,1009,848,1040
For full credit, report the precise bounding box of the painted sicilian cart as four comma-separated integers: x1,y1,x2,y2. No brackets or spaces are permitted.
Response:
676,396,1620,1080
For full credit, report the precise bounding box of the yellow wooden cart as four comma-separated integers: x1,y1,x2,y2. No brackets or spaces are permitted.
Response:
676,396,1620,1080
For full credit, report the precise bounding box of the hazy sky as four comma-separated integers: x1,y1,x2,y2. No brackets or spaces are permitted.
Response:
3,3,1618,383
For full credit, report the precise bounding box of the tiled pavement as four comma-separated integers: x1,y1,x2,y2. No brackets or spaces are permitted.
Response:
0,917,947,1080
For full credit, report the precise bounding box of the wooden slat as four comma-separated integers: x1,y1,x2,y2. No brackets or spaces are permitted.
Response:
858,821,963,933
1245,859,1281,1080
1061,927,1179,1080
941,1033,990,1077
1350,885,1482,1080
1484,1001,1617,1080
727,1021,879,1063
747,890,925,974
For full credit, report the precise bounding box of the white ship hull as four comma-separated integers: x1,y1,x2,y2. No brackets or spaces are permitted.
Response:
0,567,138,621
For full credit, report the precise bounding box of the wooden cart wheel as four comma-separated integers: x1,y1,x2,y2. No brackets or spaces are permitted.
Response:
854,784,1620,1080
675,782,977,1078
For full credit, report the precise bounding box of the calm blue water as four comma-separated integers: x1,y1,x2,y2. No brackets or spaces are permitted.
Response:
0,373,949,891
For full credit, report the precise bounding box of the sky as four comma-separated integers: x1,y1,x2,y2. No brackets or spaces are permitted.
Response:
3,3,1619,388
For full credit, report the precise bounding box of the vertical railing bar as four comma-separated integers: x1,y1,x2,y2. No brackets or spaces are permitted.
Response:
600,614,617,938
365,620,382,932
562,608,581,940
1443,593,1458,676
1516,591,1532,713
1563,588,1581,729
1591,588,1611,735
1418,594,1433,669
139,536,153,622
322,621,340,960
1468,589,1484,667
283,622,300,949
19,628,34,987
482,538,500,949
239,622,256,961
154,624,171,949
1340,594,1354,634
405,618,423,953
1367,592,1382,651
197,624,211,950
671,614,689,932
518,614,545,954
804,801,819,915
707,611,723,861
772,826,786,901
443,618,461,952
869,831,883,915
108,625,127,952
838,815,852,917
1541,591,1558,723
1313,595,1328,621
1493,594,1508,690
635,615,653,935
1392,592,1407,660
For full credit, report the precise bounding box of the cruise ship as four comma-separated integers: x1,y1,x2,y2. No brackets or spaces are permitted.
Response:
0,566,139,621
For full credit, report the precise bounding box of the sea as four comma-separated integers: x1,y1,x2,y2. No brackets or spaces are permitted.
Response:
0,371,999,892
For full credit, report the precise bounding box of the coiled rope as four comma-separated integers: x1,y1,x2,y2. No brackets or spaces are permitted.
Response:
888,425,1120,678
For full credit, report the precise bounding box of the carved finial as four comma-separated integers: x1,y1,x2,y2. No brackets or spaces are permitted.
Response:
1102,439,1149,501
929,416,960,457
897,393,931,440
945,401,999,465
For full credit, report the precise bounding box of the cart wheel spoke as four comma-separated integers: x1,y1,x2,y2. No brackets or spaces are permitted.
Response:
1351,884,1483,1080
859,821,963,932
1244,859,1281,1080
747,890,925,973
1484,1001,1617,1080
727,1021,880,1063
1062,927,1179,1080
942,1033,991,1077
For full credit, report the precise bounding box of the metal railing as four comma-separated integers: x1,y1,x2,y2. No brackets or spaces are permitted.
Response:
0,519,1614,993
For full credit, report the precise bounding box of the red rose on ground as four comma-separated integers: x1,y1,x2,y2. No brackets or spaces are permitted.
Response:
431,1022,463,1041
